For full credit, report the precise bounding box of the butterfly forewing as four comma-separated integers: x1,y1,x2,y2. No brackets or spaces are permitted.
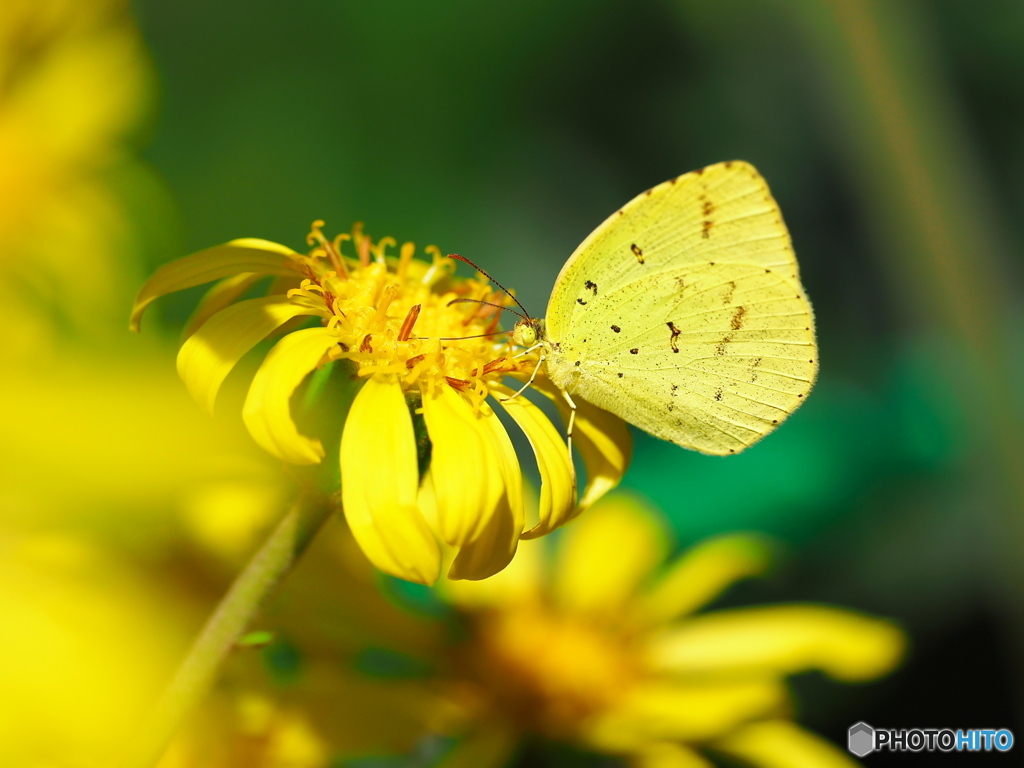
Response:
542,161,817,455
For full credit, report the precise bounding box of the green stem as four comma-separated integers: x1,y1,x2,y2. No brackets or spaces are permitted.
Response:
119,493,334,768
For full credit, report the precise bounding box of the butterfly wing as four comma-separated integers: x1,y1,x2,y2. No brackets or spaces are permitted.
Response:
543,161,817,455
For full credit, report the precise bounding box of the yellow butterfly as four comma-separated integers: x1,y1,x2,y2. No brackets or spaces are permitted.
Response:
511,160,818,456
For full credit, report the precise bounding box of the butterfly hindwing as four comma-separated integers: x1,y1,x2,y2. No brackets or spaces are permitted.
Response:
542,161,817,455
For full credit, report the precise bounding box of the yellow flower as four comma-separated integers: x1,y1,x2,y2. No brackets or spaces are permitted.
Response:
427,494,906,767
132,222,631,584
164,493,906,768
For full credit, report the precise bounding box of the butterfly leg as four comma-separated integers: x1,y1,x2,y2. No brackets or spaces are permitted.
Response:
501,353,545,402
511,342,543,360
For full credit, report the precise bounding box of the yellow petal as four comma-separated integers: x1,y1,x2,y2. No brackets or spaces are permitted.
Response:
442,536,542,606
182,272,262,338
631,743,715,768
646,605,906,682
712,721,860,768
637,534,775,625
447,498,519,581
422,385,503,546
242,327,339,465
130,239,303,331
447,406,525,581
492,384,575,539
553,492,668,617
340,377,440,584
436,724,518,768
587,679,787,750
178,296,325,414
532,377,632,513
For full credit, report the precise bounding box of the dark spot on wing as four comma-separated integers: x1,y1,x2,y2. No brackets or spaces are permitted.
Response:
631,243,644,264
585,280,598,295
675,276,686,290
667,403,675,412
630,348,639,355
645,188,654,197
694,168,704,176
716,335,731,356
610,324,621,333
670,384,678,396
722,281,736,305
731,306,746,331
617,372,624,378
725,161,734,168
702,220,713,239
703,200,714,217
714,387,723,401
576,298,587,305
666,321,681,353
772,419,778,424
574,360,580,366
765,268,772,273
750,357,762,383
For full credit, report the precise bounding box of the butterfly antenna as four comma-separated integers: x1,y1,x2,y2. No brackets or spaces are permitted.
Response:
429,329,514,341
448,253,532,320
446,297,527,320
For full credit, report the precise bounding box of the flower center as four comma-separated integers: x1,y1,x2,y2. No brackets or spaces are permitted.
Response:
451,604,638,739
295,222,531,403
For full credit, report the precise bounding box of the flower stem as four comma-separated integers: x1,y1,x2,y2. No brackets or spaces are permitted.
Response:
119,493,334,768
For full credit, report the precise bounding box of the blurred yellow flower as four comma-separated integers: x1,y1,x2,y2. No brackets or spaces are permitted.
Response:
157,520,455,767
159,692,328,768
132,222,631,584
0,0,154,357
164,493,905,768
430,493,906,767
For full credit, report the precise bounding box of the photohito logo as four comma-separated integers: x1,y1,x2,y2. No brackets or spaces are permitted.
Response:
848,722,1014,756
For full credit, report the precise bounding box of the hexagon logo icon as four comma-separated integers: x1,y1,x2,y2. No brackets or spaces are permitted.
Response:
848,722,875,757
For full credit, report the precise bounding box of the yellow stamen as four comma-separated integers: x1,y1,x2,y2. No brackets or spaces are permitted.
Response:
397,241,416,282
373,236,397,264
352,222,371,267
372,285,399,331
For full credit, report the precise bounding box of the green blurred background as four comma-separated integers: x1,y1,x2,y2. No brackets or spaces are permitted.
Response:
5,0,1022,764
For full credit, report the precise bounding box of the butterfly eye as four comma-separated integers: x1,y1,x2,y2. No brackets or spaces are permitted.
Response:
512,319,538,348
